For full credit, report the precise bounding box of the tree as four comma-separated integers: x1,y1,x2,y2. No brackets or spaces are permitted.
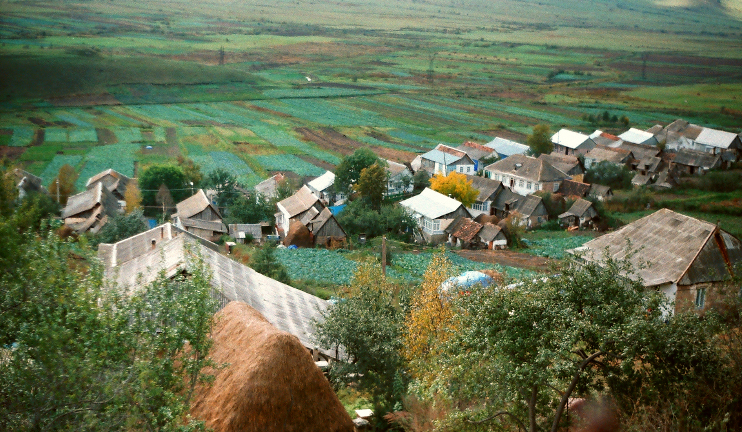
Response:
123,182,142,214
412,170,430,192
584,160,633,190
0,220,217,431
433,253,727,432
177,155,203,188
526,124,553,157
337,199,416,240
203,168,239,210
250,242,291,285
91,208,148,246
224,194,274,225
48,164,78,206
429,171,479,207
274,176,297,202
355,163,388,210
314,262,409,420
334,148,383,196
0,160,18,218
156,183,174,217
13,191,60,233
478,154,499,174
138,164,188,211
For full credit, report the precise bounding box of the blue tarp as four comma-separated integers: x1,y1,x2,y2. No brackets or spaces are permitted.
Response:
329,204,346,215
147,219,158,229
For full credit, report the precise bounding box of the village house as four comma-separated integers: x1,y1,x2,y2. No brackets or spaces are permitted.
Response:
305,207,347,247
172,189,227,242
97,223,339,361
485,137,530,159
558,179,591,199
589,130,622,147
307,170,345,205
385,159,414,196
12,168,47,200
618,128,659,146
254,172,286,201
62,182,121,234
583,146,633,170
551,129,596,156
491,188,549,229
477,223,508,250
86,168,132,211
399,187,472,245
446,216,484,249
465,174,504,216
275,185,325,236
228,223,264,244
483,153,571,196
651,119,741,163
568,209,742,315
455,141,497,171
558,198,598,229
588,184,613,201
412,144,475,175
538,153,584,181
670,148,722,175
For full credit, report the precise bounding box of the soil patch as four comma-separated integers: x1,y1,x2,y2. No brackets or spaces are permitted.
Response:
47,93,121,107
454,249,555,273
296,154,335,171
30,129,45,146
0,146,25,160
165,127,178,146
296,127,415,161
96,128,117,145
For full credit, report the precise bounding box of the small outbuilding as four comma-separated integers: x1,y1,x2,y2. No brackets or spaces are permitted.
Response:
559,198,598,229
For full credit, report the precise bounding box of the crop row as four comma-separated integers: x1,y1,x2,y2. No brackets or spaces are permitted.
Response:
9,127,34,147
357,135,423,153
262,87,382,99
253,154,325,177
191,151,258,187
74,144,138,190
522,236,592,259
249,125,340,164
40,155,84,185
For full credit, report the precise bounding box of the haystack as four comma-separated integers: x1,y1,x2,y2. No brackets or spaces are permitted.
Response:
190,301,354,432
283,220,313,248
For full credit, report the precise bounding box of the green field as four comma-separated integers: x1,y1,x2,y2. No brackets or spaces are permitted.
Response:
1,0,741,189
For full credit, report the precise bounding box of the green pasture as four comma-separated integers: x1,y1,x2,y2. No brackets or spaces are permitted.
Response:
626,83,742,114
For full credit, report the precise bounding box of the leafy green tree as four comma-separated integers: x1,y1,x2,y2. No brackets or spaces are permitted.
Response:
338,200,416,240
250,242,291,285
527,124,553,156
334,148,383,196
0,161,18,218
13,191,60,233
314,262,409,420
138,164,189,211
203,168,240,211
0,221,217,431
91,208,148,246
584,160,633,190
355,163,388,211
412,170,430,192
435,253,726,432
224,194,274,225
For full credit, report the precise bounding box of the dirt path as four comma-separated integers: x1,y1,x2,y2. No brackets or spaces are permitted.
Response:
454,249,556,273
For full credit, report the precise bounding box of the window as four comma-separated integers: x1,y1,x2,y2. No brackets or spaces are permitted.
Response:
423,217,440,233
518,179,524,187
527,182,532,190
695,288,706,309
553,183,559,192
459,166,464,173
467,166,471,173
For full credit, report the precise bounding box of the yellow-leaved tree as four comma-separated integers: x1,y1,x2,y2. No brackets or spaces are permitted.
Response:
403,247,456,381
429,172,479,207
124,182,143,214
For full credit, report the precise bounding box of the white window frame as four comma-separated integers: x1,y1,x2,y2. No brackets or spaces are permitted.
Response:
527,182,532,190
695,287,706,309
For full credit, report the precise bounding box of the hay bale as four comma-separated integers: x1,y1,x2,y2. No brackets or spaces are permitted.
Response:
191,302,354,432
283,220,313,248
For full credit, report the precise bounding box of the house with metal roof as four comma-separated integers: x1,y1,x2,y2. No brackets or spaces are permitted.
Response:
172,189,227,241
254,173,286,201
62,182,121,234
413,144,475,176
307,170,345,205
670,148,722,175
446,216,484,249
558,198,598,229
385,160,414,197
456,141,497,171
478,223,508,250
483,154,571,196
568,209,742,315
464,174,504,216
618,128,658,146
276,185,324,236
399,187,471,244
490,188,548,229
485,137,530,159
98,223,338,360
538,153,584,180
551,129,596,156
651,119,741,163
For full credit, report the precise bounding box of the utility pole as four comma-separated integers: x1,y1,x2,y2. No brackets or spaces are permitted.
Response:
55,178,60,203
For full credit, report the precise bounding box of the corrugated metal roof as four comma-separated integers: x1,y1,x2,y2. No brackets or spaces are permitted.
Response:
551,129,592,149
307,171,335,192
538,153,582,175
695,128,739,149
478,223,504,242
619,128,655,144
584,146,631,165
485,154,570,183
420,148,466,166
101,224,335,358
673,149,721,168
456,141,495,161
515,194,543,218
465,175,502,202
399,187,467,220
485,137,529,157
567,209,726,287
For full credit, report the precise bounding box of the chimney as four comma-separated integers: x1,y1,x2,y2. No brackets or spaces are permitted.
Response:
151,239,156,250
514,163,522,170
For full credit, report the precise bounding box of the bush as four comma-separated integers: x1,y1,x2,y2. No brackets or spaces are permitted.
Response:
584,161,633,190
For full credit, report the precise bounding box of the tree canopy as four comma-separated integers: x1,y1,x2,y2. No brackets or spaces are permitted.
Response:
527,124,553,156
91,208,148,246
138,164,189,212
412,170,430,192
48,164,78,206
203,168,240,210
355,163,388,210
334,148,383,196
429,172,479,207
337,199,416,240
584,160,633,190
250,242,291,285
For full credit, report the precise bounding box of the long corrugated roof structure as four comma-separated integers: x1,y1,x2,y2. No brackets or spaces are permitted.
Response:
695,128,739,149
618,128,655,145
99,223,336,358
673,149,721,169
567,209,742,287
307,171,335,193
399,187,467,220
485,137,530,157
551,129,592,149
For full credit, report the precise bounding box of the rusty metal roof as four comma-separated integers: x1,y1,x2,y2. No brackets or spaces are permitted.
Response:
452,218,483,242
